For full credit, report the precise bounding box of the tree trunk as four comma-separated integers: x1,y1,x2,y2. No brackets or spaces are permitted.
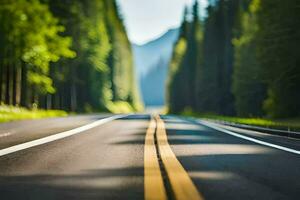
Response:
31,85,36,108
20,62,28,107
12,64,17,105
16,66,21,105
71,81,77,111
5,64,10,104
46,94,52,110
0,64,3,103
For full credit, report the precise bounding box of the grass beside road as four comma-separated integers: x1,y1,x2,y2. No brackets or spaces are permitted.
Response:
0,105,67,123
0,100,141,123
181,111,300,132
106,101,135,114
106,101,144,113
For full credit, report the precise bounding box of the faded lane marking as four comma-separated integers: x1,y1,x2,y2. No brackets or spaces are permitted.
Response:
144,117,167,200
0,132,12,138
0,115,127,157
156,115,204,200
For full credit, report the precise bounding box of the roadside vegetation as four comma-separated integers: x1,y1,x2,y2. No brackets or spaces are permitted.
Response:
0,0,142,114
0,100,133,123
182,110,300,132
0,104,67,123
167,0,300,120
106,101,135,114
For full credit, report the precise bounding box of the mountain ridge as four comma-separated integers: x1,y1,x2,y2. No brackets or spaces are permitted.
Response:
132,27,179,106
133,27,179,47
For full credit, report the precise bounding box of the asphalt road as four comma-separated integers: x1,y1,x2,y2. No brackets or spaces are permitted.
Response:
0,114,299,200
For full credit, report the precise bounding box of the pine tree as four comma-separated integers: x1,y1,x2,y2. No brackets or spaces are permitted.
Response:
257,0,300,118
167,7,189,113
0,0,141,113
232,0,266,117
0,0,74,108
167,1,203,113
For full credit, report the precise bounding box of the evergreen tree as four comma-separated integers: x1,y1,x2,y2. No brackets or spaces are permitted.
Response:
232,0,266,117
167,7,189,113
167,0,300,119
257,0,300,118
0,0,141,113
0,0,74,108
104,0,141,110
167,1,203,113
201,0,239,115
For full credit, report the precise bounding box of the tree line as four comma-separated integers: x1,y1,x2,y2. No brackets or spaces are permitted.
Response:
167,0,300,118
0,0,141,112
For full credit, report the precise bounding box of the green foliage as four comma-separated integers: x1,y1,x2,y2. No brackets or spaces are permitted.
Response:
167,38,187,113
169,39,187,78
168,0,300,119
104,0,142,111
257,0,300,118
0,0,141,114
1,0,74,93
46,0,141,112
0,0,74,108
167,1,203,113
106,101,135,114
201,0,239,115
27,72,55,94
232,0,266,117
181,111,300,132
0,104,67,123
167,41,186,113
168,0,239,115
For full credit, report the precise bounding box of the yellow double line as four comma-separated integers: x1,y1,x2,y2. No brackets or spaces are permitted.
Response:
144,115,204,200
144,116,167,200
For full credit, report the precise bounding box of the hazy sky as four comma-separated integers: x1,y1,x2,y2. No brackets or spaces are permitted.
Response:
117,0,208,45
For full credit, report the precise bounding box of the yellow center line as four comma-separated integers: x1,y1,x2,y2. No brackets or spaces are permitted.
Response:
156,115,204,200
144,117,167,200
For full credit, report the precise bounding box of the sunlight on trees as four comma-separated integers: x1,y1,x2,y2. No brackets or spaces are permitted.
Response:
0,0,141,113
167,0,300,119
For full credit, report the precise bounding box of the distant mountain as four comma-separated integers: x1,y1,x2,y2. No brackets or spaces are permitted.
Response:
132,28,179,106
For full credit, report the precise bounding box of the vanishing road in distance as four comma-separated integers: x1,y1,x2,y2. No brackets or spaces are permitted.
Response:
0,114,299,200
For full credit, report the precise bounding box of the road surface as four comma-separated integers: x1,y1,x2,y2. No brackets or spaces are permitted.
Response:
0,114,299,200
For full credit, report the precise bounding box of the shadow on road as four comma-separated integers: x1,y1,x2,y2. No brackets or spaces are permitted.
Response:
115,115,300,199
117,115,150,121
0,167,144,200
162,116,300,200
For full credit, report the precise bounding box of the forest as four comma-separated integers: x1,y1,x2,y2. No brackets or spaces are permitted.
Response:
0,0,141,113
1,0,299,119
167,0,300,119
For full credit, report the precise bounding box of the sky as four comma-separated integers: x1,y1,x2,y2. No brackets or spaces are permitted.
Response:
117,0,208,45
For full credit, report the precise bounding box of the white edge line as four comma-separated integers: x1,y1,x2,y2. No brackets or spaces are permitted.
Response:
199,120,300,155
0,114,128,157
